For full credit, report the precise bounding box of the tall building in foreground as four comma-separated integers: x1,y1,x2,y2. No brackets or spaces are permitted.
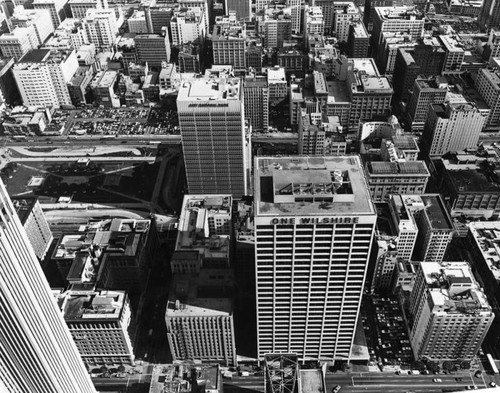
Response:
0,179,96,393
254,156,376,361
409,262,493,361
177,68,250,197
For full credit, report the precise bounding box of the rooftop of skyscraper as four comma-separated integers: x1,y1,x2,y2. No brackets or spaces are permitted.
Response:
150,364,220,393
254,155,375,216
420,262,491,313
58,289,128,321
10,196,37,224
400,194,454,231
177,74,241,101
468,222,500,282
166,269,234,317
375,6,423,21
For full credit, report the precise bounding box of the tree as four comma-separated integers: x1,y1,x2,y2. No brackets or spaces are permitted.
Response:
100,365,108,374
118,365,126,372
412,361,425,371
460,361,471,370
442,361,454,372
426,361,439,373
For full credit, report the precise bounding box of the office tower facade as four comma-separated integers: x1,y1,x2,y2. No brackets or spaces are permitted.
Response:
178,43,200,73
10,6,54,46
11,197,52,261
439,35,464,73
409,262,493,361
364,161,430,202
406,77,448,131
388,194,418,262
480,0,500,30
287,0,301,33
476,68,500,130
58,289,135,366
165,269,237,366
170,6,206,46
403,194,454,263
347,21,369,58
422,102,485,157
177,69,249,197
84,8,118,49
0,57,20,106
371,6,424,54
13,49,78,108
262,8,292,49
0,179,96,393
69,0,108,19
212,13,246,73
254,155,376,361
32,0,69,29
303,6,324,37
173,195,232,273
333,2,359,42
225,0,251,20
0,25,38,60
135,33,171,68
244,73,269,133
346,63,393,133
468,222,500,357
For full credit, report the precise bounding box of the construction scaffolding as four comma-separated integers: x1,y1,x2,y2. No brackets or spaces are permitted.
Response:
264,354,299,393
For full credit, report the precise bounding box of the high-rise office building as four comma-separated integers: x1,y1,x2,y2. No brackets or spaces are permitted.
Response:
332,2,360,42
225,0,251,20
12,48,78,108
347,21,369,58
11,197,52,261
32,0,69,29
84,8,118,49
422,102,485,157
406,77,448,131
177,68,249,197
135,33,171,68
165,269,237,366
476,68,500,130
480,0,500,30
0,25,39,61
371,6,424,55
57,289,135,366
170,6,206,46
244,73,269,133
409,262,493,361
402,194,454,263
254,155,376,361
212,13,246,74
0,179,96,393
69,0,108,19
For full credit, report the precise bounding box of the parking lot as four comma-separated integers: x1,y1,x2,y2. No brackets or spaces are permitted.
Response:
362,295,414,367
56,108,176,137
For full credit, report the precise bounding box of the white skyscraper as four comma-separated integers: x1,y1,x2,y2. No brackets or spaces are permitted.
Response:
177,68,250,197
254,155,376,361
0,179,96,393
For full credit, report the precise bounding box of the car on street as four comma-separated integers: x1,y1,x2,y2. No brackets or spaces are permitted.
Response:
332,385,341,393
490,382,497,387
433,378,442,383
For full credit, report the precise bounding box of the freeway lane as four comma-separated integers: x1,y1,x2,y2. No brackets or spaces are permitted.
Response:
324,372,485,393
222,372,486,393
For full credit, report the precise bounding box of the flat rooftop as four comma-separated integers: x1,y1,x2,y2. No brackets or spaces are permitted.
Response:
299,370,324,393
10,197,37,224
166,269,234,317
468,222,500,282
401,194,454,231
254,156,376,216
60,290,127,321
150,364,219,393
177,76,241,101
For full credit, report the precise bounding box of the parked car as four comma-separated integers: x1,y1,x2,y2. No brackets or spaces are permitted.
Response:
332,386,341,393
